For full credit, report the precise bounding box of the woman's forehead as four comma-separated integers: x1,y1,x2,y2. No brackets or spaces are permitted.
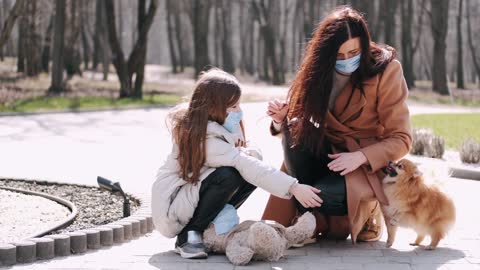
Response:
338,37,361,53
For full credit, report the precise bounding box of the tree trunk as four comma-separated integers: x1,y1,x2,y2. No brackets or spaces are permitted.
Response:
104,0,158,98
80,1,91,70
221,0,235,73
192,0,211,77
252,0,283,85
456,0,465,89
466,0,480,83
173,1,184,72
16,14,26,73
384,0,398,47
166,0,178,73
49,0,66,94
64,0,82,78
0,2,4,60
401,0,414,88
214,0,221,67
0,0,26,49
430,0,450,95
92,0,103,70
42,15,54,73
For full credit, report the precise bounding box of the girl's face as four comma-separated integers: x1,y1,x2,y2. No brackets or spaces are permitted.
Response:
337,37,361,60
226,100,241,114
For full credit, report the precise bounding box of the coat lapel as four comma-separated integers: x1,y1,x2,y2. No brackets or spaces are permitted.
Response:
333,81,367,124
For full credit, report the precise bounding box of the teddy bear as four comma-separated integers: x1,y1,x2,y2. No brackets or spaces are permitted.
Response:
203,211,316,265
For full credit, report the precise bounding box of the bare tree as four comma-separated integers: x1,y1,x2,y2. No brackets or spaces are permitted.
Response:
466,0,480,86
64,0,82,78
166,0,179,73
41,15,54,72
252,0,283,85
48,0,66,94
430,0,450,95
221,0,235,73
0,0,26,49
383,0,398,47
104,0,158,98
93,0,110,80
188,0,212,77
401,0,425,88
456,0,465,89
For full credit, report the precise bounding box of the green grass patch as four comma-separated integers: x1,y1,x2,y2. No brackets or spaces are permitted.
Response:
0,94,182,113
411,113,480,149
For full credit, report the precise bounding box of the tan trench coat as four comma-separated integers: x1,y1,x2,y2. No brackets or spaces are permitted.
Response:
262,59,412,243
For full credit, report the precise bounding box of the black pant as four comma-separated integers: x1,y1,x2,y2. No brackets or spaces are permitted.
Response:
281,126,348,216
177,167,256,244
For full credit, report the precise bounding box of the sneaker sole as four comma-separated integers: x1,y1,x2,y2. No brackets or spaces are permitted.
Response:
174,247,208,259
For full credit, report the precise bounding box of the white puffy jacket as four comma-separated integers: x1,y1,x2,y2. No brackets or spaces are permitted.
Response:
151,121,297,238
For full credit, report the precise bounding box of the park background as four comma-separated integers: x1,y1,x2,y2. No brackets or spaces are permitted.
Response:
1,0,480,269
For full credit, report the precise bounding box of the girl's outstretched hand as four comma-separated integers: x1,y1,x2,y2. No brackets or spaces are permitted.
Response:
289,183,323,208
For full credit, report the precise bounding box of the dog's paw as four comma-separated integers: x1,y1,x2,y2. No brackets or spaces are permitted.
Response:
386,241,393,248
425,245,436,250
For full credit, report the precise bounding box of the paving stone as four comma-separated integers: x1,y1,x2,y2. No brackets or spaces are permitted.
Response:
13,240,36,263
29,237,54,260
68,231,87,254
362,263,412,270
188,263,234,270
411,264,449,270
0,243,16,266
147,262,189,270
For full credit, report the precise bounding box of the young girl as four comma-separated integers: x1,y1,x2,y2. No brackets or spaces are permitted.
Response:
151,69,322,259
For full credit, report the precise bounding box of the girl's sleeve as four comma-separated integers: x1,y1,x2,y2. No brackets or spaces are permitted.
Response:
204,137,296,199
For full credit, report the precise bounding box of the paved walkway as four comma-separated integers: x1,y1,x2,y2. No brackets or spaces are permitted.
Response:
1,102,480,269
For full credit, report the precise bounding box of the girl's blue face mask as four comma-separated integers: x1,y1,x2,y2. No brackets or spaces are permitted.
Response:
335,53,361,74
223,110,243,133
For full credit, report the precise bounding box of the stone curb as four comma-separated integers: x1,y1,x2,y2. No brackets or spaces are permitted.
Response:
0,177,153,266
449,166,480,181
409,155,480,181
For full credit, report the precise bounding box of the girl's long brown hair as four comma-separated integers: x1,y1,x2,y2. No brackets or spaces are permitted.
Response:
171,69,242,184
288,6,396,155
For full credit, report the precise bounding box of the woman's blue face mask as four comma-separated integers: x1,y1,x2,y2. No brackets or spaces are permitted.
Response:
335,53,361,74
223,110,243,133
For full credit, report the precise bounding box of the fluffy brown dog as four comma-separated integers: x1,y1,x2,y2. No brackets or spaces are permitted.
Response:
381,159,455,250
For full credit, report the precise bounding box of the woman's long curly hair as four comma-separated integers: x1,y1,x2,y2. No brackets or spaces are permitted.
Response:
169,69,243,184
287,6,396,156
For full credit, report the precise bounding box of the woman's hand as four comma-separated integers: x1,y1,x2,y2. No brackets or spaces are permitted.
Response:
327,151,368,176
289,183,323,208
267,99,288,123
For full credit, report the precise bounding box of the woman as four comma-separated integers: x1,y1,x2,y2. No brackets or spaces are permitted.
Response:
151,69,322,259
263,6,412,243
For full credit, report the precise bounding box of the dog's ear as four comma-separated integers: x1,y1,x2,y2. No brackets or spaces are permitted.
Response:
413,169,423,178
